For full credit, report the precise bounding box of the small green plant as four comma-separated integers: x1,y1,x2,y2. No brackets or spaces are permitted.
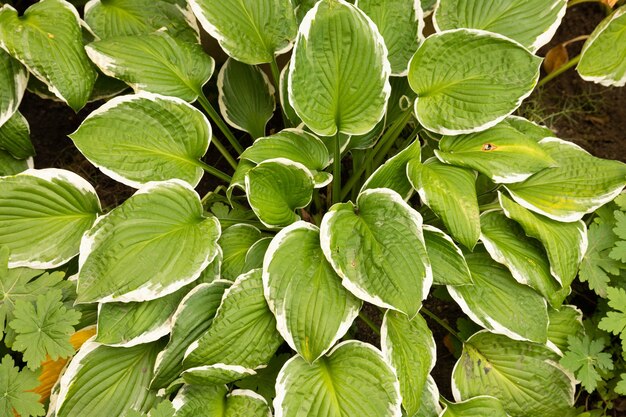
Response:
0,0,625,416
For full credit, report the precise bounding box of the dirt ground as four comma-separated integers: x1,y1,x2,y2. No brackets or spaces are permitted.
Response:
14,1,626,412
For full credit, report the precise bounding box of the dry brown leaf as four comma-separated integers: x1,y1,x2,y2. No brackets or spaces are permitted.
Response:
544,44,569,74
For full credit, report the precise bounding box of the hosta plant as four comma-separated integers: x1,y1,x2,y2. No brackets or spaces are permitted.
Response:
0,0,625,416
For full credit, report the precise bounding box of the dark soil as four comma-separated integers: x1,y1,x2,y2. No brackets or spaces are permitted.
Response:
14,1,626,413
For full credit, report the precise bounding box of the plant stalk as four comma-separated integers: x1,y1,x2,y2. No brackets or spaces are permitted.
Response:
196,160,232,183
358,311,381,336
421,307,465,343
197,91,245,156
537,54,581,88
269,57,291,128
332,131,342,204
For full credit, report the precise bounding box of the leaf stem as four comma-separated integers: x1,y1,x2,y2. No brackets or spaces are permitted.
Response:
196,160,232,183
421,307,465,343
537,54,581,88
332,131,342,204
373,111,415,167
358,311,381,336
269,57,291,128
340,111,412,201
197,91,245,156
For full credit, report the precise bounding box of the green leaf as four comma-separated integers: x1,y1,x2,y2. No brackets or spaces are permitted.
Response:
263,221,361,363
480,210,567,307
577,5,626,87
320,189,432,318
0,168,101,269
616,373,626,396
0,149,29,176
55,341,163,417
499,192,586,289
548,305,584,355
84,0,199,43
408,157,480,249
218,58,275,139
188,0,297,64
220,224,262,281
506,138,626,222
408,29,541,135
243,237,273,272
610,209,626,262
0,111,34,159
9,289,80,370
245,159,314,228
381,311,435,416
435,118,556,183
171,385,271,417
275,341,401,417
0,355,43,417
0,1,96,111
450,253,549,343
579,216,622,297
357,0,423,75
0,49,27,127
151,281,230,390
183,269,283,374
440,396,508,417
234,353,290,405
77,180,220,303
289,0,391,136
182,364,256,386
279,63,302,126
422,225,473,286
70,93,211,188
86,32,215,102
96,285,188,347
598,287,626,354
0,247,65,338
240,128,331,185
361,139,420,200
560,335,613,393
452,331,576,417
433,0,566,51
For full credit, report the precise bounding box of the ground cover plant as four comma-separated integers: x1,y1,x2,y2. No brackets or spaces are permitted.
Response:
0,0,625,416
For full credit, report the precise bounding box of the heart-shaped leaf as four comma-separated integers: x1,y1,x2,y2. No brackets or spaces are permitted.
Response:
357,0,424,75
408,157,480,249
289,0,391,136
440,396,508,417
70,93,211,188
220,224,263,281
275,341,401,417
86,31,214,102
321,188,432,318
423,225,473,286
448,253,549,343
0,1,96,111
218,58,275,139
577,5,626,87
172,385,271,417
499,192,587,288
381,311,435,416
84,0,199,43
188,0,297,64
434,0,567,51
0,49,27,126
452,331,576,417
77,180,220,303
435,118,556,183
505,138,626,222
0,111,34,159
183,269,283,374
245,159,314,228
263,221,361,363
0,168,100,269
408,29,541,134
151,281,230,390
480,210,568,307
55,341,163,417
